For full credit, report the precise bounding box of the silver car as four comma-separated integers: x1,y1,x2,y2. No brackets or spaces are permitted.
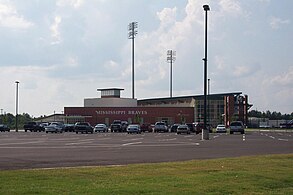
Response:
127,124,141,134
94,124,108,132
45,122,64,133
216,124,226,133
177,125,190,134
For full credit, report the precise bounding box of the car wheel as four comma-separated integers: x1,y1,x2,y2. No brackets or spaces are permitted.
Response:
76,132,78,134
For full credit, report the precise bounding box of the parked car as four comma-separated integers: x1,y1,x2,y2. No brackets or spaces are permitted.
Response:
121,121,129,131
127,124,141,134
75,122,93,134
94,124,108,132
0,124,10,132
170,124,180,132
194,123,212,133
23,121,44,132
279,120,293,129
64,124,75,132
176,124,190,134
110,120,123,132
216,124,226,133
154,122,168,133
140,123,152,132
39,122,50,129
45,122,64,133
229,121,245,134
186,123,196,133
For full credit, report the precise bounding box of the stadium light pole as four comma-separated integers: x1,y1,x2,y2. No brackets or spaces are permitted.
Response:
208,78,210,126
15,81,19,132
167,50,176,98
202,4,210,140
128,22,138,99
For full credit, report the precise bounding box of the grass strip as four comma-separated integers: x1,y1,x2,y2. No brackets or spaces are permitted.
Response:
0,154,292,195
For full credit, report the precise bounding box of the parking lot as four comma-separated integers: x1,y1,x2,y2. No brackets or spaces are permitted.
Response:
0,131,292,170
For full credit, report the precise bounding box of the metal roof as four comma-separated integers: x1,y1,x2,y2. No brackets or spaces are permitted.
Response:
138,92,243,102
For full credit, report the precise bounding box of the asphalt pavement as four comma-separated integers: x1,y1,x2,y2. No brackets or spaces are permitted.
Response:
0,131,292,170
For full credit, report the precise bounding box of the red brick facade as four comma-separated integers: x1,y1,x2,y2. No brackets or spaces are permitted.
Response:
64,107,194,126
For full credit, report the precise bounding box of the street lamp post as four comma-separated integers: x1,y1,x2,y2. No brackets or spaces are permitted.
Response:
202,4,210,140
167,50,176,98
15,81,19,132
208,78,210,125
128,22,138,99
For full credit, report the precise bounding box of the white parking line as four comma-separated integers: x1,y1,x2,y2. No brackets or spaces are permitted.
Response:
65,139,95,145
122,138,144,142
66,141,94,146
278,138,289,142
0,141,44,145
122,142,142,146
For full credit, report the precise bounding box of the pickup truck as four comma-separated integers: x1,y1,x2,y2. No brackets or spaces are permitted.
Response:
154,122,168,133
110,120,128,132
23,122,44,132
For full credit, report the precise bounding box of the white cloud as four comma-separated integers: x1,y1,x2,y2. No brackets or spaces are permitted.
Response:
215,55,228,70
0,2,33,29
56,0,84,9
50,15,62,44
270,66,293,86
157,7,177,27
219,0,242,14
233,65,251,77
269,16,290,30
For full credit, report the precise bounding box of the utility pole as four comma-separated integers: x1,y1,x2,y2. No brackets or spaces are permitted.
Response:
128,22,138,99
202,4,210,140
167,50,176,98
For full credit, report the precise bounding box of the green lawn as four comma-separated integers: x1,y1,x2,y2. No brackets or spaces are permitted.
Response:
0,154,292,195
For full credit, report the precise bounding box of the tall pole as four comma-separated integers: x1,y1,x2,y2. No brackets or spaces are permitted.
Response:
15,81,19,132
208,78,210,126
128,22,138,99
202,4,210,140
167,50,176,98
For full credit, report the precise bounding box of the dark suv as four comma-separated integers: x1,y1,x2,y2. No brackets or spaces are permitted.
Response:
74,122,93,134
229,121,245,134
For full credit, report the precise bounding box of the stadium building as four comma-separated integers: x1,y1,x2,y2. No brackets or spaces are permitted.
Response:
64,88,252,127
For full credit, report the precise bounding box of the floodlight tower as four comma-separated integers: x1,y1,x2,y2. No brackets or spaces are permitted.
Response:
128,22,138,99
202,4,210,140
167,50,176,98
15,81,19,132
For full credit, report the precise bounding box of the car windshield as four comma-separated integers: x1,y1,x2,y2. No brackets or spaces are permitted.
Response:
129,125,138,128
231,122,242,126
217,125,225,127
76,122,89,126
178,126,187,129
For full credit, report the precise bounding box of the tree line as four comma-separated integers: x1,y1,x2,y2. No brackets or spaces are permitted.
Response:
248,110,293,120
0,113,33,129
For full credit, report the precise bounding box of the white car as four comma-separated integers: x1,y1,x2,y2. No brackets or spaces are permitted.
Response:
176,125,190,134
94,124,108,132
127,124,141,134
216,124,226,133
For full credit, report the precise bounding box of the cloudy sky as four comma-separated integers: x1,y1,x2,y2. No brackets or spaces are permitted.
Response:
0,0,292,117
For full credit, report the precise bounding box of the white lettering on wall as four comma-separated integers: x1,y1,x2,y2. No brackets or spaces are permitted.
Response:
96,110,148,115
